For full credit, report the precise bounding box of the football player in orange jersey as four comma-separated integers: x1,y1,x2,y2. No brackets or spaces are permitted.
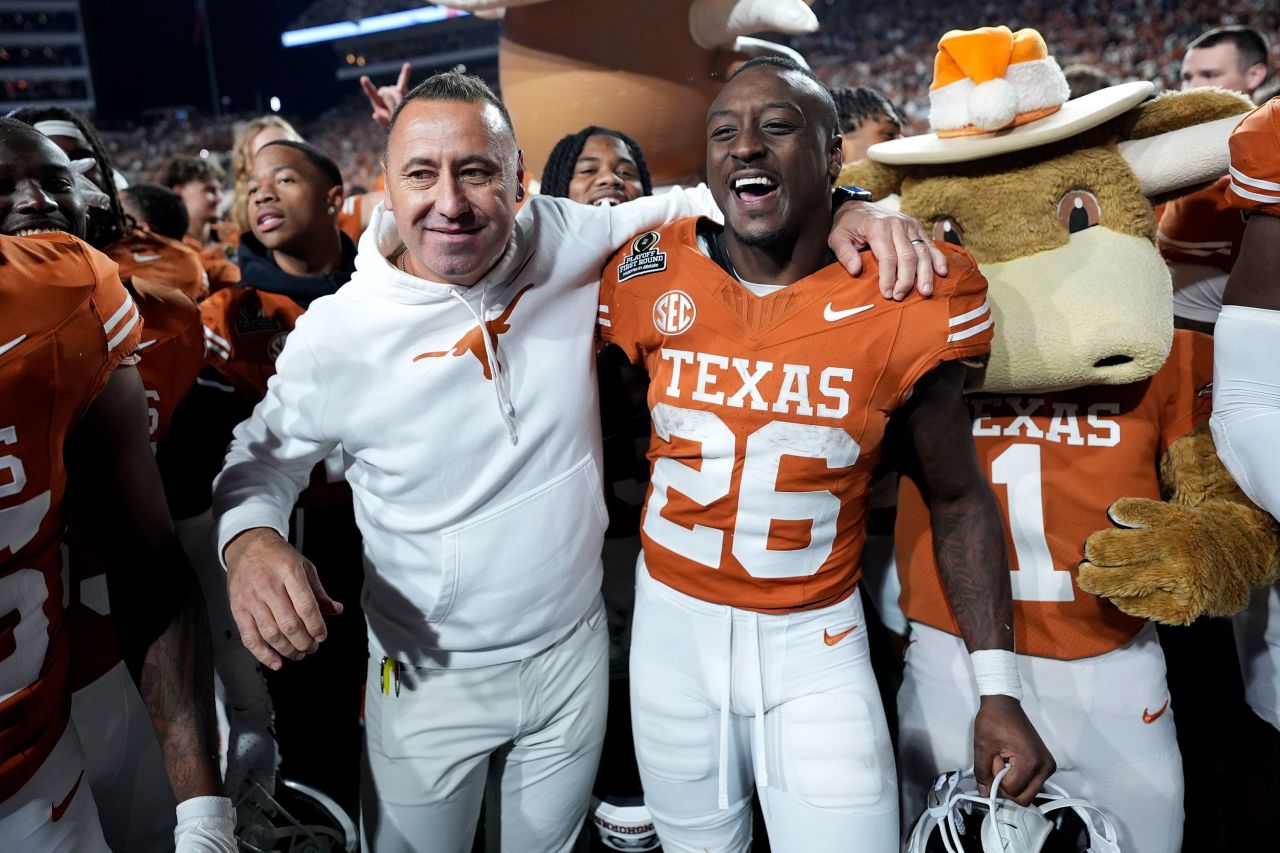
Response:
0,118,233,850
599,59,1053,852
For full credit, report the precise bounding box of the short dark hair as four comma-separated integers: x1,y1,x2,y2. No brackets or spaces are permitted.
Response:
727,56,840,136
9,106,129,248
1063,64,1115,100
122,182,190,241
257,139,343,190
540,126,653,199
1187,26,1271,77
386,71,514,155
829,86,903,133
161,155,226,188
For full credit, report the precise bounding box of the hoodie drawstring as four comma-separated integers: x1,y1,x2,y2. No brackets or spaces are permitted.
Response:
445,286,519,445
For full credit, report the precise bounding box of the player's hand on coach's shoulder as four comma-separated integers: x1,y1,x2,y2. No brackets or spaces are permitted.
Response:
972,694,1056,806
829,199,949,301
224,527,343,670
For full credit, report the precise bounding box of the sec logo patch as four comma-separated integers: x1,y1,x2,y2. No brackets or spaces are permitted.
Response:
653,290,696,335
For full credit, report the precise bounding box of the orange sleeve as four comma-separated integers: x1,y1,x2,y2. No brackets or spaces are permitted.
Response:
1225,100,1280,216
892,245,994,403
597,242,648,364
85,243,142,368
1155,329,1215,452
199,288,235,365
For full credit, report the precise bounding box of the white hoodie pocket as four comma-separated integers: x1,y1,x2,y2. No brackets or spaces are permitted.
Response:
432,454,608,650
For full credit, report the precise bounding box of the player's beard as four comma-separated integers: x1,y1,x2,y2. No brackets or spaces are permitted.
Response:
728,221,787,248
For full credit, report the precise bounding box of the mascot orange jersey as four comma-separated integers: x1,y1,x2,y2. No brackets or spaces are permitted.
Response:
65,279,205,692
0,233,140,798
897,330,1214,660
200,287,305,399
599,219,993,614
1157,177,1246,272
107,227,208,301
1225,98,1280,217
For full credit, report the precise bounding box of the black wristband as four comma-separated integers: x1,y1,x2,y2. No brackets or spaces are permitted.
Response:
832,185,874,212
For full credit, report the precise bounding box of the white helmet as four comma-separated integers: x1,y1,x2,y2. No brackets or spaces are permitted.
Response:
589,794,660,852
235,778,358,853
905,767,1121,853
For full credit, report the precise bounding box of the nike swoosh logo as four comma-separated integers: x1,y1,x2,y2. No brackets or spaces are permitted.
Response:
51,770,84,822
1143,698,1170,724
824,303,874,322
131,252,163,263
823,625,857,646
0,335,27,357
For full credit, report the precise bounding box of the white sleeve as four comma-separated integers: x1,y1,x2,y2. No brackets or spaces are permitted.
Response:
1210,305,1280,520
212,321,338,562
602,184,721,249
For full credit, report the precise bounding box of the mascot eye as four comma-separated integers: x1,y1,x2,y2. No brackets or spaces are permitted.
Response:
932,217,965,246
1057,190,1102,234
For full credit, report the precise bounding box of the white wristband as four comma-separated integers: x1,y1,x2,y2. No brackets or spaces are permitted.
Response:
970,649,1023,701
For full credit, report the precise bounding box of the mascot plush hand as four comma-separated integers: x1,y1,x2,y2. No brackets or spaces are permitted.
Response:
438,0,817,185
841,25,1277,627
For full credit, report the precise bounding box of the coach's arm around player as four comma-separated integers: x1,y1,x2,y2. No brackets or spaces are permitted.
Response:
895,360,1057,804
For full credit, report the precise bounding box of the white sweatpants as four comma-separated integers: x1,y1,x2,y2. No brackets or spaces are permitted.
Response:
629,565,898,853
898,621,1183,853
360,597,609,853
71,659,177,851
1234,580,1280,731
0,721,109,853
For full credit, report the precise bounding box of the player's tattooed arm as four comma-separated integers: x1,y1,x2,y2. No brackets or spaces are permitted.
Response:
66,366,222,801
899,361,1013,652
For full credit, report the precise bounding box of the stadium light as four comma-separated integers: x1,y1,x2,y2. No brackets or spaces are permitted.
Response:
281,6,468,48
270,96,282,113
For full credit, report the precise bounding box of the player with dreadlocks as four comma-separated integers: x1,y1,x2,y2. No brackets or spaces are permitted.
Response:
540,125,653,204
829,86,903,165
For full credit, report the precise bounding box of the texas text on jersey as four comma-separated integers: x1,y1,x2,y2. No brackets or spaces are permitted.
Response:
897,329,1214,659
0,232,141,798
599,217,993,614
65,278,205,693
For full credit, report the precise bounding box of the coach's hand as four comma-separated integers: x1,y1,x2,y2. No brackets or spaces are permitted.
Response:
971,695,1056,806
224,527,343,670
830,200,948,301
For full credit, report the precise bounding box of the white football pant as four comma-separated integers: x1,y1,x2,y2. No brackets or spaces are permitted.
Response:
360,596,609,853
898,621,1183,853
1234,580,1280,731
71,659,177,851
0,720,109,852
629,563,898,853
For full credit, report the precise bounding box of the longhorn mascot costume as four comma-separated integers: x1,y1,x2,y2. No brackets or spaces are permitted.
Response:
838,26,1278,853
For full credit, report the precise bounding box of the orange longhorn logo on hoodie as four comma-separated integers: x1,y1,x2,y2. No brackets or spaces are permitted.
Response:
413,284,535,380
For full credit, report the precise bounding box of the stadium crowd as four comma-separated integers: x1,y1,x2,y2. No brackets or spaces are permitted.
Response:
3,2,1280,853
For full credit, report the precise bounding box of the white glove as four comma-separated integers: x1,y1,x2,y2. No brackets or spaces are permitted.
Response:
174,796,237,853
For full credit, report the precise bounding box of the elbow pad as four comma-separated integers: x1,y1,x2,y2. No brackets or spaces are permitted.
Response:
1211,305,1280,520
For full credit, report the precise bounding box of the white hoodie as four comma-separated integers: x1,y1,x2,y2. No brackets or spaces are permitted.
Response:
213,190,716,669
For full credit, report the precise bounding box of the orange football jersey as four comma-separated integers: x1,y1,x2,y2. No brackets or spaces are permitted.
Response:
1157,177,1246,273
1225,99,1280,217
200,286,305,400
184,234,242,293
107,227,208,301
338,194,366,244
0,232,140,798
897,330,1214,660
66,279,205,691
600,218,993,614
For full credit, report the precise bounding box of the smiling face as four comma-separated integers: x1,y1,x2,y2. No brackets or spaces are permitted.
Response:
566,134,644,206
0,128,88,239
383,98,523,286
706,65,843,248
247,143,340,254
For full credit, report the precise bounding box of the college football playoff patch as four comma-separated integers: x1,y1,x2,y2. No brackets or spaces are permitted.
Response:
617,231,667,282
